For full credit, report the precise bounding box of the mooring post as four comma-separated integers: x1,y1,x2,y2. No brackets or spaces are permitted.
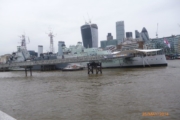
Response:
96,63,98,74
91,65,93,74
25,67,27,77
87,63,90,74
96,62,102,74
30,67,32,76
87,63,93,74
100,62,102,74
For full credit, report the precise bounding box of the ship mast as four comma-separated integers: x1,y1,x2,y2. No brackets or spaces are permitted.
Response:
20,34,26,49
19,34,30,49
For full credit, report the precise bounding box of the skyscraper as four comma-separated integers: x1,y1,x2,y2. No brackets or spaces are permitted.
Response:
126,32,133,39
107,33,113,40
141,27,149,42
116,21,125,43
81,23,98,48
135,30,140,38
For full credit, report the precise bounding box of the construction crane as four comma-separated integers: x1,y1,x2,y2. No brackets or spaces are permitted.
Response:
156,23,158,38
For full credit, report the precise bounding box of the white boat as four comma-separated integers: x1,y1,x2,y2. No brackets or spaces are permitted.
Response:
62,63,84,71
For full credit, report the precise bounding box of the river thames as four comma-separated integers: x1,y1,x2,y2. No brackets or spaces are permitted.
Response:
0,60,180,120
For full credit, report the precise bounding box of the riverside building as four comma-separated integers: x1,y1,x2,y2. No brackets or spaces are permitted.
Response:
148,35,180,55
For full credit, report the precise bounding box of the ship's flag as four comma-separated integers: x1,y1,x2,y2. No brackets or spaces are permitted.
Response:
164,38,171,48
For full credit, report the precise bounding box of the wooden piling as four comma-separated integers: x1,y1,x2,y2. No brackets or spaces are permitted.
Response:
96,63,102,74
30,67,32,76
87,63,93,74
87,62,102,74
24,67,33,77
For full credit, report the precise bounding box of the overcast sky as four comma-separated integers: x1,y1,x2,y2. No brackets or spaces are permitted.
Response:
0,0,180,55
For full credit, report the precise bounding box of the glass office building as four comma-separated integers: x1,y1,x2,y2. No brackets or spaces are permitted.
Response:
116,21,125,44
81,23,98,48
141,27,149,42
126,32,133,38
135,30,141,38
149,35,180,55
101,39,118,49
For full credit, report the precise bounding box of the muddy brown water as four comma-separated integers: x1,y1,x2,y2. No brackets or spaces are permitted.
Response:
0,60,180,120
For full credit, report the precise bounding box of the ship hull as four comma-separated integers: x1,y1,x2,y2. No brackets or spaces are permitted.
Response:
8,63,69,71
120,54,167,67
8,55,167,71
80,54,167,68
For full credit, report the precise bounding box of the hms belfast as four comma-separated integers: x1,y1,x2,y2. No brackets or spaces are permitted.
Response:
4,22,167,71
80,21,98,48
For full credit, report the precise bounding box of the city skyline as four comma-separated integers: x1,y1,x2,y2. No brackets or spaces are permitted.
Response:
0,0,180,55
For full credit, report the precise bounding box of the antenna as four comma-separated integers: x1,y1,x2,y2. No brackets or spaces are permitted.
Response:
46,29,56,53
156,23,158,38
